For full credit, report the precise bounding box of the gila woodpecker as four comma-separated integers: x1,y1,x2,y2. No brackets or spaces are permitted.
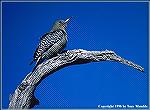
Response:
30,18,70,69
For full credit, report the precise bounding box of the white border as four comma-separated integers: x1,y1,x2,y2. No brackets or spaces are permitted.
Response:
1,1,2,109
1,0,149,110
149,1,150,110
1,0,150,2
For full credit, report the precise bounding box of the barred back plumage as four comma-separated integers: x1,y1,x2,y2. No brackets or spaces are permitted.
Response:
34,29,67,61
30,18,70,71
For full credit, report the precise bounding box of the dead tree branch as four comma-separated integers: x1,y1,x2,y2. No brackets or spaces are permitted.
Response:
8,49,144,109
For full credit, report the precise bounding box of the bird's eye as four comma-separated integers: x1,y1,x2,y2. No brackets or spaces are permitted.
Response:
59,21,62,23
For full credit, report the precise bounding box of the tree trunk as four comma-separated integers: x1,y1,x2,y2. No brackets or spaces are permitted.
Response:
8,49,144,109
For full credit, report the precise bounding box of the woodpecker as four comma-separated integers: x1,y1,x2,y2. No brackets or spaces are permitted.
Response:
30,18,70,70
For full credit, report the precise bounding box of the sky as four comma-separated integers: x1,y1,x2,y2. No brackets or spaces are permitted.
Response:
2,2,149,109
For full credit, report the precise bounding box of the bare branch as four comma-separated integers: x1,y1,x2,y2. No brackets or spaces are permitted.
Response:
8,49,144,109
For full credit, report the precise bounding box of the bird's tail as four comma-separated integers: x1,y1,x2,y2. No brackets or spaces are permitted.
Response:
29,59,35,65
32,57,43,72
32,63,39,72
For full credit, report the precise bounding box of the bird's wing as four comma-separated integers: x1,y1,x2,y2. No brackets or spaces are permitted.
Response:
40,32,50,40
33,30,65,60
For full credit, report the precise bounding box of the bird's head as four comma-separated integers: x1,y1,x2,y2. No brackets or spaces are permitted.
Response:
52,17,71,31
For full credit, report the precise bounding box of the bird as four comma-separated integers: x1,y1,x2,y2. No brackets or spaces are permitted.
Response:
30,18,71,71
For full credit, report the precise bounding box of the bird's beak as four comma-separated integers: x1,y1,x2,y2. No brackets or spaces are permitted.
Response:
65,17,71,23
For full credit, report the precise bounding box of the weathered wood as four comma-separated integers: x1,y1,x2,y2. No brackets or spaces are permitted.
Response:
8,49,144,109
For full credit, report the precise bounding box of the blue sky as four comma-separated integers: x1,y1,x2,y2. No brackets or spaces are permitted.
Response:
2,2,148,109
